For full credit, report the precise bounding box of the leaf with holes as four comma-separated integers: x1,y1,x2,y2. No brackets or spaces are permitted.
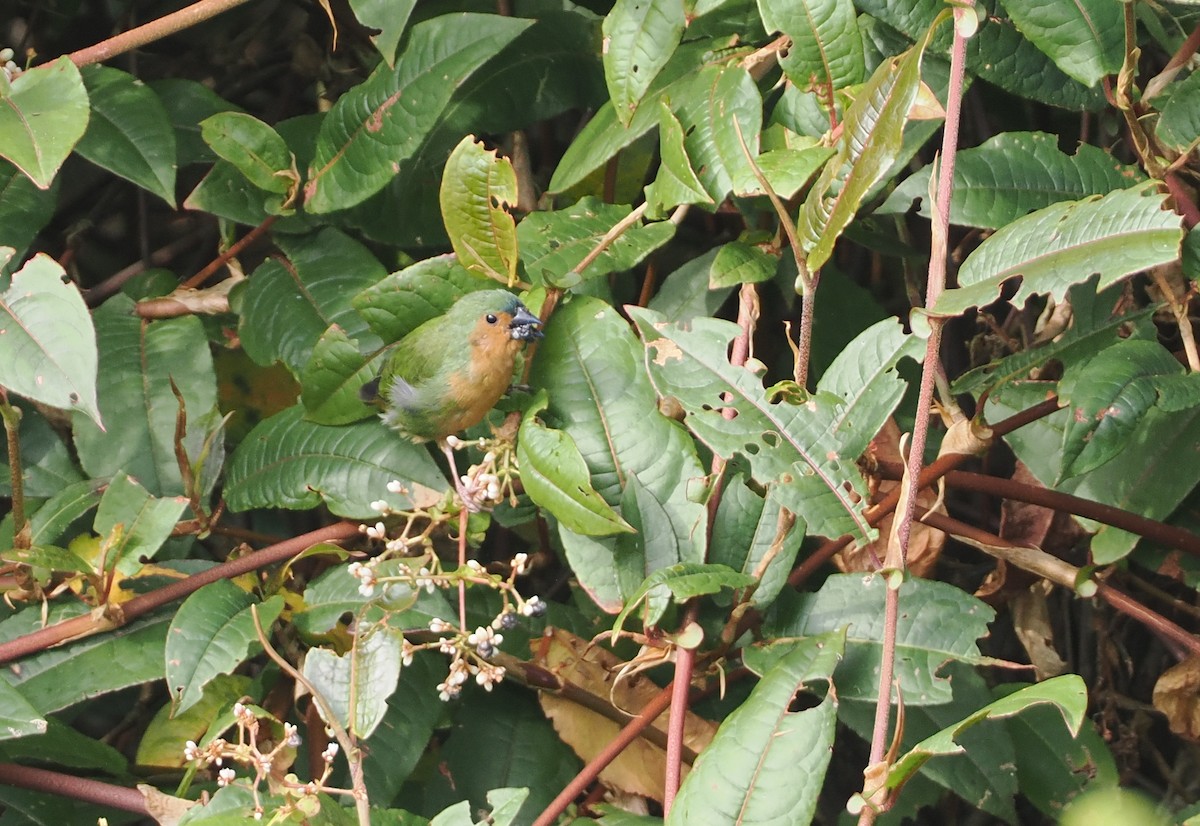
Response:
758,0,864,92
440,136,519,286
628,307,907,542
668,630,844,826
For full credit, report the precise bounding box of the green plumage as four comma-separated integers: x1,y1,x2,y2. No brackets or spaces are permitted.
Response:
362,289,541,443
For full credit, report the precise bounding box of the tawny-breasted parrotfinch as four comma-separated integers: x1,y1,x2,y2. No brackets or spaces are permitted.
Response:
360,289,543,507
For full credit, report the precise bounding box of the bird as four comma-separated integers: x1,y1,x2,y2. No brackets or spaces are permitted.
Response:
360,289,543,510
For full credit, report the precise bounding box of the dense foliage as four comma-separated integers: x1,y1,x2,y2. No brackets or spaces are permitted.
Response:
0,0,1199,824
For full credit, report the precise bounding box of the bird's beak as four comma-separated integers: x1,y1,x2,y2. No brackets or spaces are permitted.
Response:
509,305,544,341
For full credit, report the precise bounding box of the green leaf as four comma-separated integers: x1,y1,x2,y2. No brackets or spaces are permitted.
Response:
628,307,876,542
0,674,47,741
360,653,445,804
611,563,756,640
75,66,177,206
238,228,384,375
0,544,91,574
0,718,127,774
871,676,1087,806
165,581,284,715
670,63,762,202
529,297,707,613
517,399,635,537
199,112,297,195
518,197,675,289
548,38,719,195
602,0,685,126
1003,684,1117,818
440,136,519,286
758,0,865,91
295,558,423,636
94,472,188,573
751,144,835,198
423,688,578,824
17,479,105,548
878,131,1146,229
0,252,101,424
304,13,531,213
300,325,385,426
72,296,217,497
0,161,56,273
0,408,84,500
709,474,804,610
302,626,403,739
1157,70,1200,151
137,674,252,769
431,788,530,826
1,608,168,714
952,279,1157,397
148,78,241,167
764,575,995,704
224,405,446,519
934,185,1184,316
0,57,89,188
990,382,1200,564
1056,340,1188,482
352,255,492,343
798,34,929,274
1000,0,1121,87
648,249,734,324
668,631,844,826
348,0,416,65
644,102,714,215
708,240,778,288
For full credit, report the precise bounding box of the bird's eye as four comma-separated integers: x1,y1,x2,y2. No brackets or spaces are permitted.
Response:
486,314,498,324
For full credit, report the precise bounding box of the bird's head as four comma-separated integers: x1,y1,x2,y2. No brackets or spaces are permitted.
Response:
454,290,544,350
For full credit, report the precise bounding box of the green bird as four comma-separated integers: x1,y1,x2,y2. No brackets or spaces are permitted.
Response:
361,289,543,508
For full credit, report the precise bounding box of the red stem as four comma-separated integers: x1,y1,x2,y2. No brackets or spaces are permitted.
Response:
0,763,148,816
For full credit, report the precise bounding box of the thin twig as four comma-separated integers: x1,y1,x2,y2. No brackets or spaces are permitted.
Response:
180,215,278,290
252,606,371,825
571,203,648,277
531,683,675,826
67,0,256,66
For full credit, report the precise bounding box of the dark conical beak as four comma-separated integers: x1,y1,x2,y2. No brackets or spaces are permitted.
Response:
509,305,544,341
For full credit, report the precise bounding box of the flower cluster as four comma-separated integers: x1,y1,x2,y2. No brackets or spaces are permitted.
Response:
182,701,338,821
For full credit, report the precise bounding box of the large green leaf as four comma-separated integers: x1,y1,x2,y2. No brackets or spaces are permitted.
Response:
1157,69,1200,151
990,383,1200,564
602,0,685,126
0,675,46,742
94,472,188,574
709,473,804,610
935,185,1184,316
518,401,634,538
518,197,675,288
0,57,88,188
878,131,1146,229
0,408,84,499
199,112,296,196
0,251,101,424
0,161,56,274
348,0,416,65
529,297,707,612
669,631,844,826
148,78,241,167
304,13,530,213
611,563,756,639
548,38,719,195
870,676,1087,807
644,102,714,215
360,653,444,804
224,405,446,519
165,581,284,715
342,11,606,247
1056,340,1196,482
854,0,1103,110
294,558,422,637
72,296,217,496
302,625,402,739
0,606,168,714
758,0,864,91
300,325,385,426
440,136,518,285
670,63,762,202
797,34,929,274
999,0,1121,87
763,575,995,704
351,255,491,343
75,66,177,206
628,307,886,542
238,228,384,374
